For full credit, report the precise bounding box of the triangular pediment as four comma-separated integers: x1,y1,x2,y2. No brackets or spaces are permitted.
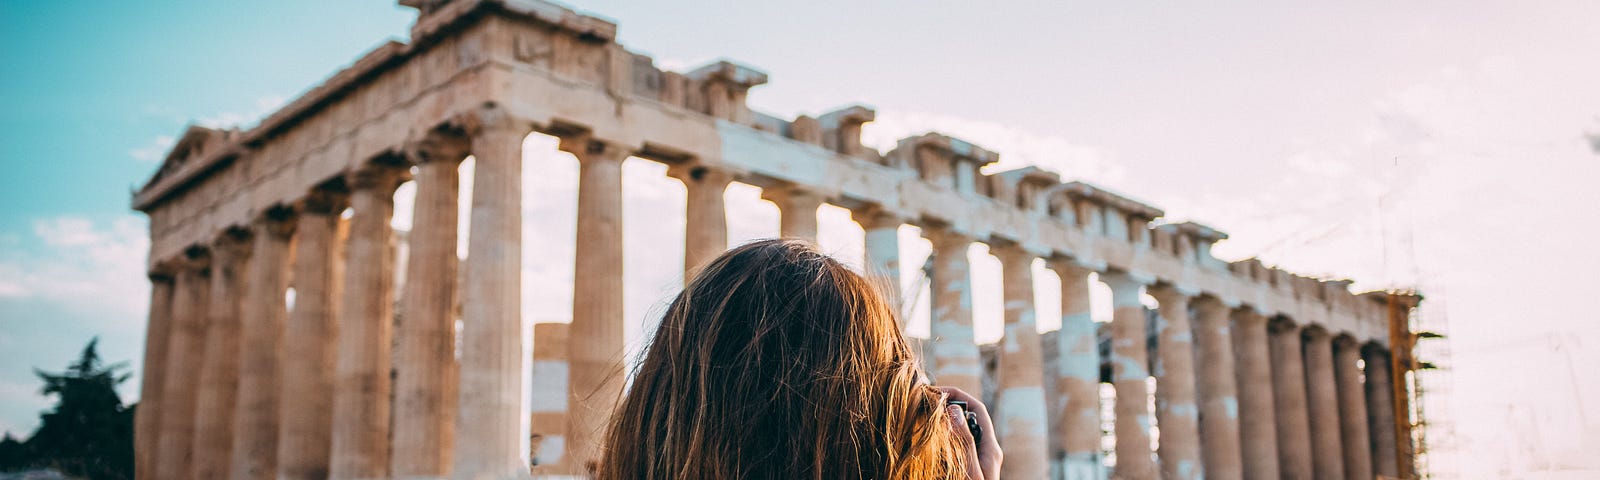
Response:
139,124,239,194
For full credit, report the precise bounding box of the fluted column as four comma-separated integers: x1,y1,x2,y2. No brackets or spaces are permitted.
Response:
155,250,210,480
192,231,251,480
231,209,297,480
762,184,823,241
452,111,533,480
1363,346,1400,479
1304,327,1346,480
393,133,469,478
1192,297,1243,480
1149,285,1202,480
330,162,405,479
1334,337,1374,480
1102,271,1156,479
1231,308,1280,480
1270,319,1314,480
922,226,981,394
671,164,732,275
279,190,346,480
992,245,1049,480
561,134,631,476
852,207,901,324
1046,260,1102,480
1228,307,1280,480
135,271,175,480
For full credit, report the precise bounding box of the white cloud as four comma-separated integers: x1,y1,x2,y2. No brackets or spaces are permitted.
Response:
196,94,289,129
0,216,149,313
128,135,176,163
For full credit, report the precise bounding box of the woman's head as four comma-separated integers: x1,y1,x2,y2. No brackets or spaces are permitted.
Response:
597,239,965,480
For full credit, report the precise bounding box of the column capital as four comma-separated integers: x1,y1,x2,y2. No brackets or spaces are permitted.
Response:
456,103,533,138
1147,282,1199,304
1301,324,1332,341
299,187,350,215
849,204,902,230
177,245,212,272
1232,306,1270,327
1268,316,1302,334
1332,334,1362,350
557,132,634,165
1045,255,1103,277
254,205,298,238
406,128,471,165
921,224,972,252
759,182,825,207
666,162,736,187
211,227,254,262
346,161,408,193
989,241,1036,269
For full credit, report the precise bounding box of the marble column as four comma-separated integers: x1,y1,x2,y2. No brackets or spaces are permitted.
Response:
1192,297,1243,480
528,322,571,473
1102,271,1156,479
991,245,1049,480
231,209,297,480
393,134,468,478
1334,337,1374,480
1304,327,1346,480
452,112,533,479
278,190,346,480
852,207,901,325
1046,260,1101,480
762,184,823,242
134,271,175,480
922,226,981,394
154,250,210,480
1364,346,1400,479
1149,285,1202,480
330,162,405,479
1269,319,1315,480
191,231,251,480
561,135,630,475
672,164,732,275
1231,308,1280,480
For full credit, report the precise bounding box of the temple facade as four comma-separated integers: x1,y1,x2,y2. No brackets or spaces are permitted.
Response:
130,1,1421,479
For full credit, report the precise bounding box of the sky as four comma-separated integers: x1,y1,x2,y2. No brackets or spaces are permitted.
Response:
3,1,1599,478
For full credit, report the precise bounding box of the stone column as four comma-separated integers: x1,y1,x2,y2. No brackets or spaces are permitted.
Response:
560,135,631,475
278,190,346,480
1363,346,1400,479
452,111,533,479
528,322,571,474
1045,260,1101,480
762,184,823,242
1334,337,1374,480
393,134,468,478
231,209,297,480
191,231,251,480
671,164,732,275
154,250,210,480
1192,297,1243,480
852,207,901,324
135,272,174,476
330,162,405,480
1269,319,1315,480
922,226,981,394
1102,271,1157,479
1149,285,1202,480
134,271,175,480
991,245,1049,480
1231,308,1280,480
1304,327,1346,480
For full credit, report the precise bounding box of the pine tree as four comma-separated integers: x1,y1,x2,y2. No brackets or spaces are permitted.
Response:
12,338,135,479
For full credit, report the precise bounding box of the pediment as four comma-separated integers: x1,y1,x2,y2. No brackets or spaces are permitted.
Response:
139,125,239,194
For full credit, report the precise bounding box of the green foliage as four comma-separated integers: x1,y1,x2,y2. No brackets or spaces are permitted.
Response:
0,338,135,479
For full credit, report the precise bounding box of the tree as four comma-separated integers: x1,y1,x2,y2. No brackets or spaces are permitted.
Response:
1,338,135,479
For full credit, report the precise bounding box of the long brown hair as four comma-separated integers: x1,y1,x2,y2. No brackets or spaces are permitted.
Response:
595,239,966,479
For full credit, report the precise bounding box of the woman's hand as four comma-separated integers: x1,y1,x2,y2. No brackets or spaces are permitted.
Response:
940,386,1001,480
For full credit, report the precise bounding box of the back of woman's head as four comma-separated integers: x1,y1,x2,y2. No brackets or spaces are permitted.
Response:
597,239,965,480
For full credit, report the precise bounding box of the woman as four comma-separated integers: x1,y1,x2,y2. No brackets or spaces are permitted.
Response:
597,239,1002,480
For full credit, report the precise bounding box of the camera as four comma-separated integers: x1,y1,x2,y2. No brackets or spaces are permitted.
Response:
946,400,983,445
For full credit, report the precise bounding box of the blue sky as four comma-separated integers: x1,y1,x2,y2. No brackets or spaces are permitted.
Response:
3,1,1599,477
